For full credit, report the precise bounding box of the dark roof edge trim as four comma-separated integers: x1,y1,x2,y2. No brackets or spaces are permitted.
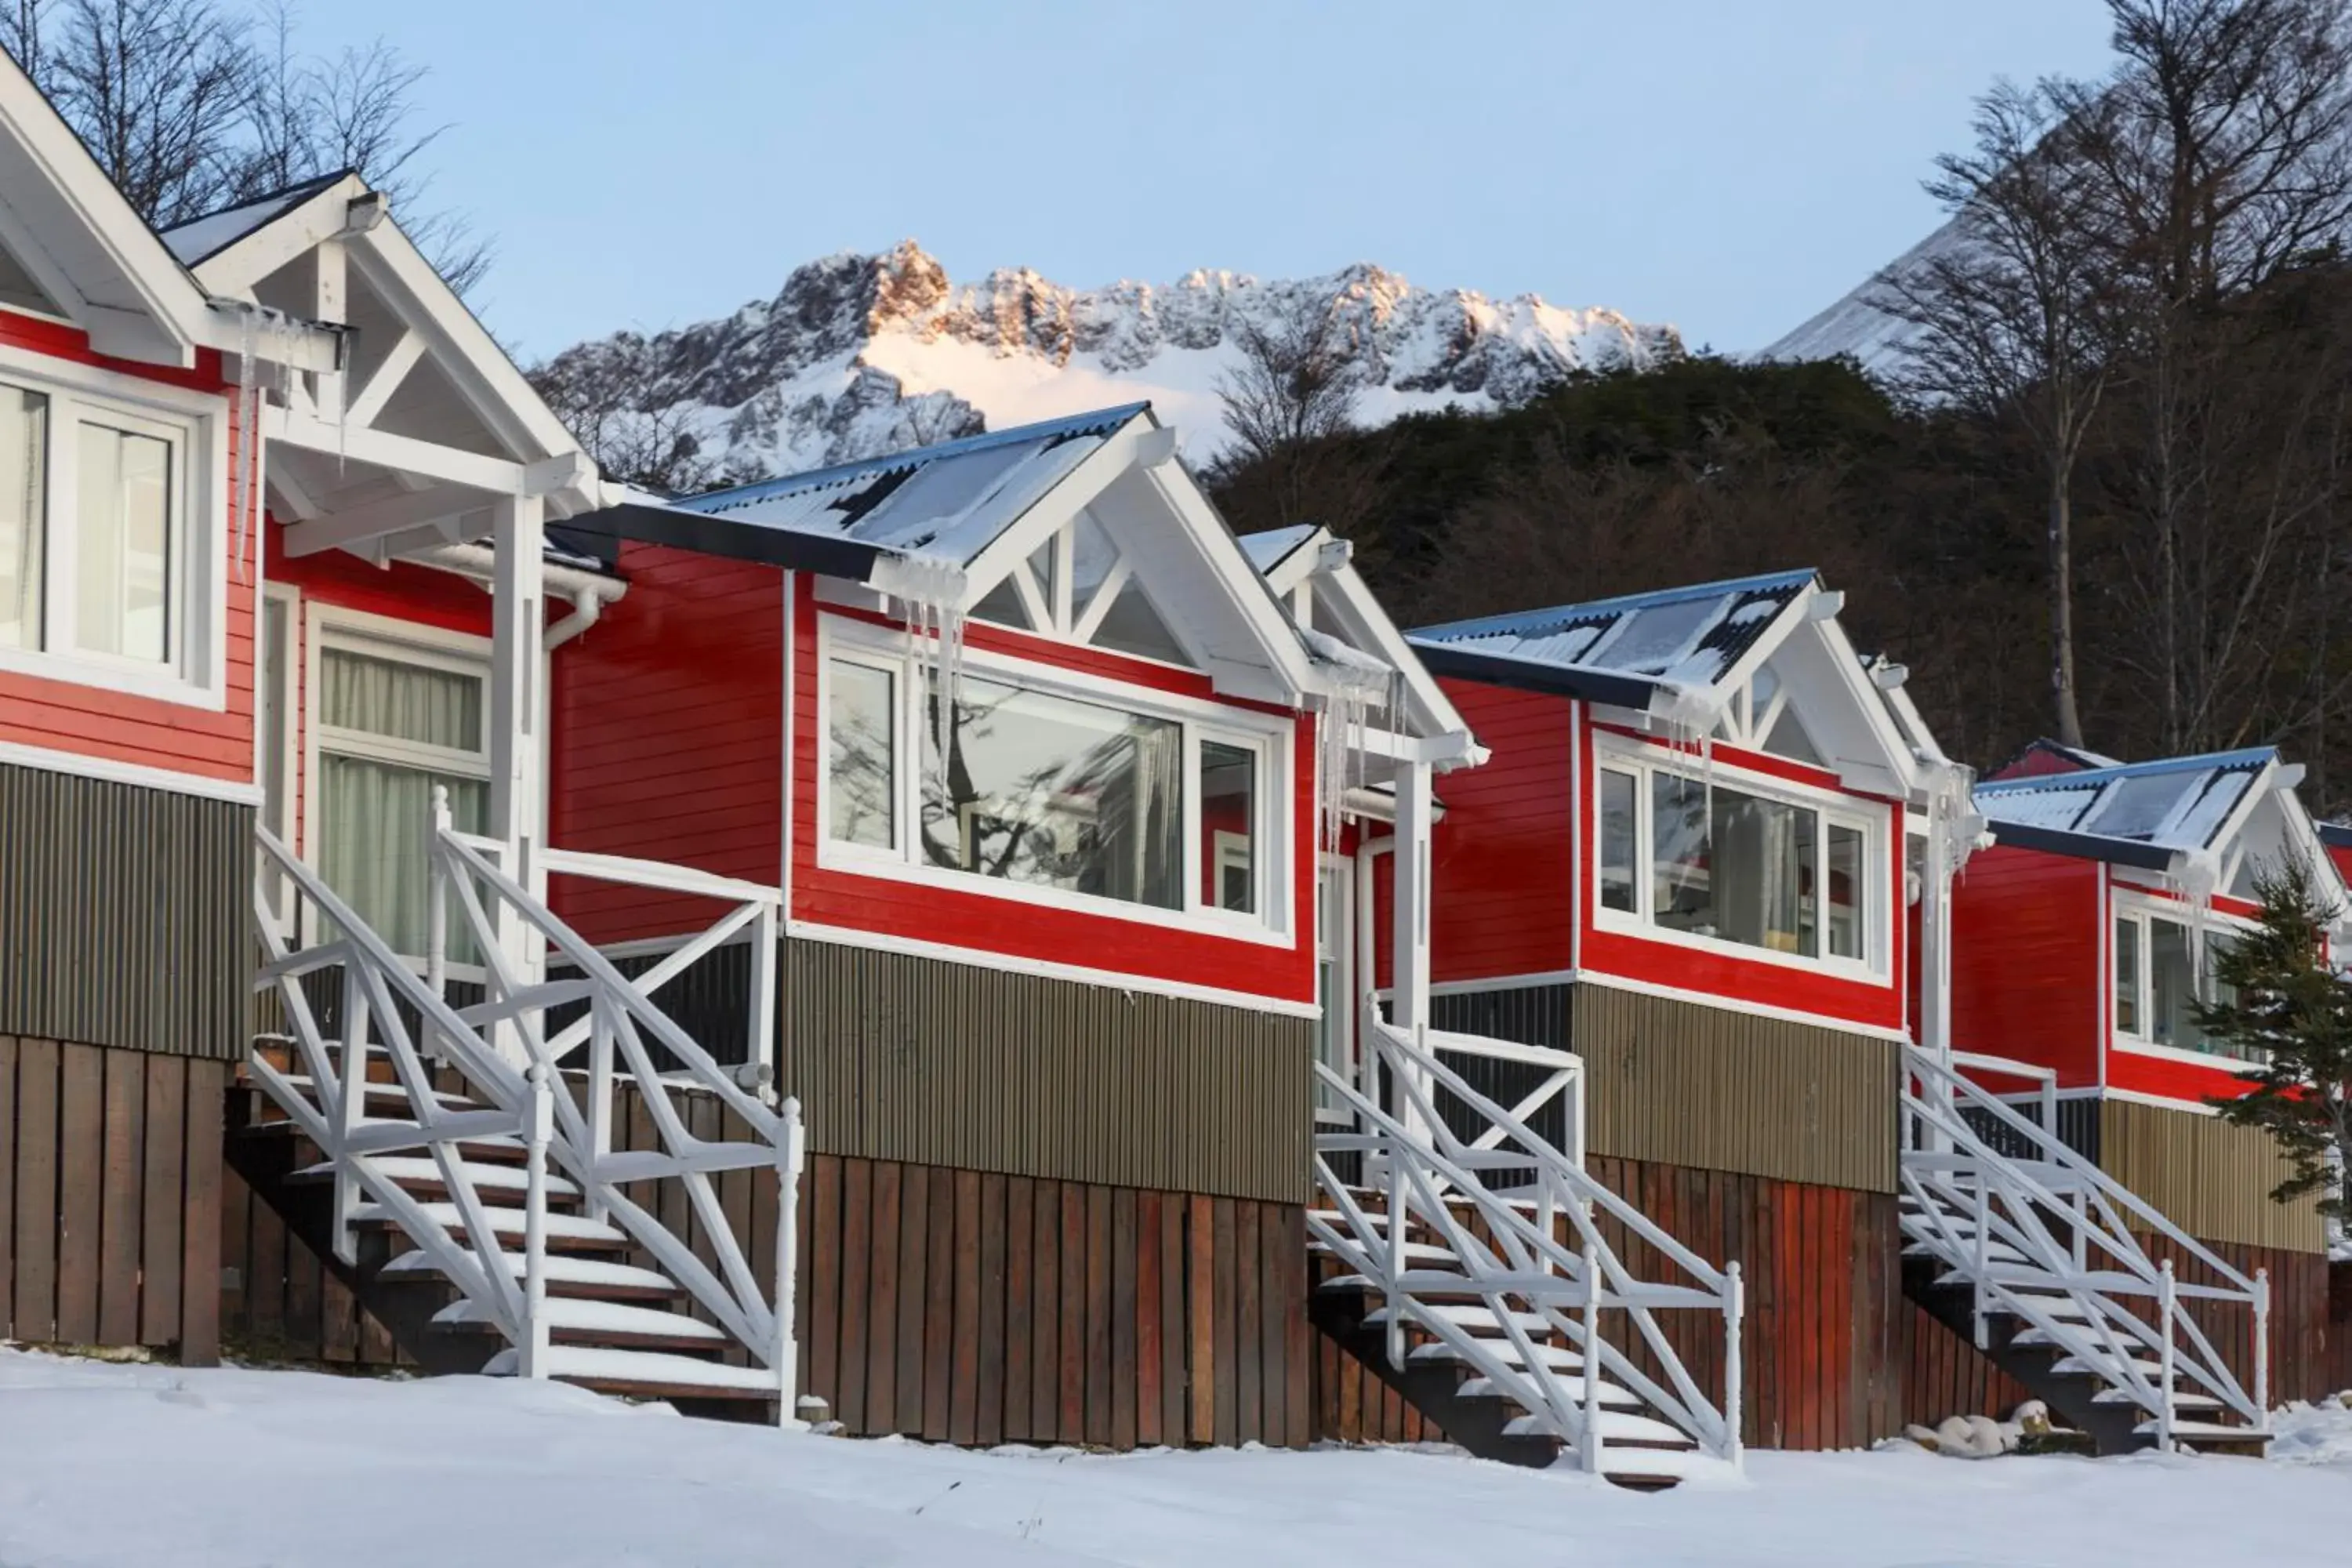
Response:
1410,641,1658,710
1985,819,2184,873
2317,821,2352,848
558,501,887,579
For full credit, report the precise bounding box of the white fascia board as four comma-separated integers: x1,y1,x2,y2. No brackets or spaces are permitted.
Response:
0,63,212,364
183,175,364,296
1319,563,1475,756
347,220,590,482
2198,756,2283,869
952,412,1152,601
1258,524,1332,596
1138,459,1321,700
1802,610,1933,799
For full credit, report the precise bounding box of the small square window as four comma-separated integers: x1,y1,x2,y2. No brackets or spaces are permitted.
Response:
1201,739,1258,913
1598,768,1638,913
827,660,896,849
2114,917,2140,1035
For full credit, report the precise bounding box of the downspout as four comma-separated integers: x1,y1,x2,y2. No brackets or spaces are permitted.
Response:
402,541,627,651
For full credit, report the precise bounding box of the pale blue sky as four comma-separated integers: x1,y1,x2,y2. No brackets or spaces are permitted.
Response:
302,0,2121,361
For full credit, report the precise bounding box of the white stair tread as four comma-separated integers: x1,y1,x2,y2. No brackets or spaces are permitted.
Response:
1504,1409,1697,1446
2048,1352,2167,1379
299,1156,578,1198
2135,1418,2269,1440
434,1296,724,1341
482,1345,782,1393
1367,1302,1553,1334
2095,1388,2220,1408
1458,1374,1640,1409
383,1252,677,1294
354,1200,624,1243
276,1076,476,1108
1312,1239,1457,1267
1414,1339,1584,1374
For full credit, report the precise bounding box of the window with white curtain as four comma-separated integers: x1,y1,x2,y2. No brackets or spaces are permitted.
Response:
0,360,209,698
314,633,491,958
2112,902,2259,1062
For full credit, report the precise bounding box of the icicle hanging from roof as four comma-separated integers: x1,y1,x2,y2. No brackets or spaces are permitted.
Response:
869,552,969,771
1301,627,1396,849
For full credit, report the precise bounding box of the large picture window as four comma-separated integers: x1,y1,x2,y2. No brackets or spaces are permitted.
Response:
2113,903,2256,1062
821,634,1282,931
0,361,209,699
1594,750,1881,972
314,631,491,958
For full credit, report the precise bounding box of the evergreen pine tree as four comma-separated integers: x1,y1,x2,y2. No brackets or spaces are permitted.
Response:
2196,860,2352,1218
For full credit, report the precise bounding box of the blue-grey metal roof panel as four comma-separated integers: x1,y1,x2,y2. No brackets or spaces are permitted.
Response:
669,403,1149,566
1973,746,2275,859
1406,568,1818,699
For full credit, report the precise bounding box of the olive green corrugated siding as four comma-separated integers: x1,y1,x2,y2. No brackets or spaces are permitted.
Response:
1573,982,1898,1192
0,764,252,1060
781,938,1313,1203
2099,1097,2325,1254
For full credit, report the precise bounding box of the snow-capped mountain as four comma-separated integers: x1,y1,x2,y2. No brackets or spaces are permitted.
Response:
531,241,1680,489
1759,220,1965,376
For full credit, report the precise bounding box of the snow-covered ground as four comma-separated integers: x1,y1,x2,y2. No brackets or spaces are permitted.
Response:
3,1347,2350,1567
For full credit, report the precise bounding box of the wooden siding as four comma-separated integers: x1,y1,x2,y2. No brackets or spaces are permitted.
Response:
549,542,788,946
2131,1232,2336,1405
782,938,1312,1204
1,1037,223,1359
1948,844,2105,1089
1584,1153,2024,1447
1575,983,1899,1193
0,315,254,786
2099,1098,2325,1254
1,764,252,1059
1427,677,1575,984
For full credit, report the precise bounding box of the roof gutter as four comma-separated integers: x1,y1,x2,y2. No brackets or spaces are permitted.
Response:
1984,819,2187,873
401,543,629,652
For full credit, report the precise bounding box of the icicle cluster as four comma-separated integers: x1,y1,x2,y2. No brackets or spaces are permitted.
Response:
869,553,968,764
1301,628,1399,848
230,306,310,583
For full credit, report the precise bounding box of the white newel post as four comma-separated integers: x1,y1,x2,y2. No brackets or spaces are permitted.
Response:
521,1061,554,1379
1918,781,1957,1150
775,1096,806,1424
1392,757,1435,1141
489,493,548,1062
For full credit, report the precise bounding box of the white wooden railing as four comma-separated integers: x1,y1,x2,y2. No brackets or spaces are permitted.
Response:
252,814,804,1410
1311,1015,1743,1474
1901,1046,2267,1448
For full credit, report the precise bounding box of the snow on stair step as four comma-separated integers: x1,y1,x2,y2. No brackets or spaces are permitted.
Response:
2135,1418,2268,1442
433,1296,726,1343
1312,1239,1457,1267
1457,1374,1642,1409
481,1345,782,1396
1502,1409,1697,1446
273,1076,477,1109
2095,1387,2220,1408
1367,1302,1554,1335
381,1251,681,1298
353,1200,626,1246
296,1156,579,1199
1414,1339,1585,1374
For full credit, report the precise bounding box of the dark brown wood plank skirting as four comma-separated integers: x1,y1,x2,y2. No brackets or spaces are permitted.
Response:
2132,1232,2337,1406
0,765,252,1060
0,1038,223,1360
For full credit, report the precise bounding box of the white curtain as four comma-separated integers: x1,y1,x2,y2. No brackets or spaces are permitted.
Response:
318,648,487,957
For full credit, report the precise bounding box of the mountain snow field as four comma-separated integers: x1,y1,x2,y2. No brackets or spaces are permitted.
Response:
3,1347,2351,1567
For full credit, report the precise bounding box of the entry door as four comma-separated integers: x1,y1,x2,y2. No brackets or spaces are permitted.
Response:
1315,856,1356,1120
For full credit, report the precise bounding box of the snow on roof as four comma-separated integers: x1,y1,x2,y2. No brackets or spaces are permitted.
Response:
1238,524,1319,575
1973,748,2275,862
159,170,349,267
669,404,1148,566
1406,569,1817,700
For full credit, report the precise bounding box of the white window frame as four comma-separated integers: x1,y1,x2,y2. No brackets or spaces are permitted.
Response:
0,342,226,709
1589,731,1889,982
815,612,1294,945
2109,889,2264,1069
301,602,494,964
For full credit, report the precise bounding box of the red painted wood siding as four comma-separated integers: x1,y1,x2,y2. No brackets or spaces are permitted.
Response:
1425,677,1575,984
549,543,787,945
1574,719,1908,1034
789,581,1316,1004
1947,845,2104,1088
0,311,252,786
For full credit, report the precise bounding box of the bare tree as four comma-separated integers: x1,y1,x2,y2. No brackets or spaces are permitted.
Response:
1876,80,2116,748
1212,295,1368,526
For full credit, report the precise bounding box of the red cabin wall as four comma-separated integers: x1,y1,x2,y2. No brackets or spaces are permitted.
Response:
1947,845,2104,1088
0,311,252,786
1424,677,1575,985
788,581,1316,1004
548,543,787,945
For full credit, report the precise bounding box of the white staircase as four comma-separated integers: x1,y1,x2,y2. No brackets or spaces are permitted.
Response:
249,814,804,1415
1900,1047,2270,1452
1309,1017,1743,1486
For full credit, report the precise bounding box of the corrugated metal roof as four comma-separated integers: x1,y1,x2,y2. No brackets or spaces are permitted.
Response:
1406,569,1817,700
159,171,350,267
669,404,1149,565
1237,524,1318,575
1973,747,2275,858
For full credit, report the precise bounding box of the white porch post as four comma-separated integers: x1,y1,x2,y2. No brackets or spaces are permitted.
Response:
490,492,548,1040
1392,756,1435,1138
